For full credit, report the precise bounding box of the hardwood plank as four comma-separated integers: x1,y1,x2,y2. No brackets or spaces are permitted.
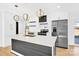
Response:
0,46,15,56
56,45,79,56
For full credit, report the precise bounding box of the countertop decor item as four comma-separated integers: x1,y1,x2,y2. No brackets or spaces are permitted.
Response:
39,15,47,22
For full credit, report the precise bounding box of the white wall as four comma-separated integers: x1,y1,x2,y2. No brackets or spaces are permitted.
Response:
0,11,14,47
3,11,13,47
0,3,75,47
0,12,3,47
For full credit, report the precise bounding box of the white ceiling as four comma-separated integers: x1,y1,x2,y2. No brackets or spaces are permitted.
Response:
1,3,79,26
0,3,79,16
0,3,79,18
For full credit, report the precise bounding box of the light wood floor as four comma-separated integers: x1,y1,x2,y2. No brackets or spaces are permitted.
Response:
56,45,79,56
0,45,79,56
0,46,15,56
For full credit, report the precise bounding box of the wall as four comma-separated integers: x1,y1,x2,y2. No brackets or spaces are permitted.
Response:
10,4,70,46
0,11,14,47
0,12,3,47
0,3,75,47
3,11,14,47
68,16,74,45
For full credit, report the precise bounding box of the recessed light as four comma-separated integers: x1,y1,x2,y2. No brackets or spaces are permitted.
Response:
57,5,61,8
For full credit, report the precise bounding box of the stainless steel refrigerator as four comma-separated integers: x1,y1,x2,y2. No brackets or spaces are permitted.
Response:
52,19,68,48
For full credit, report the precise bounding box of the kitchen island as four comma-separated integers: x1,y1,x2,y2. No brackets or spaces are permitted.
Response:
11,35,57,56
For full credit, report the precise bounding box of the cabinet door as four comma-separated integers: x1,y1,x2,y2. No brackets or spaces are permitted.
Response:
56,20,68,48
52,21,57,27
57,20,68,36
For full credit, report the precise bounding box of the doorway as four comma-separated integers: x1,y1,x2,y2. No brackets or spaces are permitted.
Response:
74,27,79,45
74,18,79,46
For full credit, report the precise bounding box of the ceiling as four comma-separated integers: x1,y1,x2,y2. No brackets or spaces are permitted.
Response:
0,3,79,18
0,3,79,16
0,3,79,26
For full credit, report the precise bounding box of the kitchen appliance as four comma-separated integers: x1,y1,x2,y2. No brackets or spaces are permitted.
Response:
38,29,48,36
52,19,68,48
39,15,47,22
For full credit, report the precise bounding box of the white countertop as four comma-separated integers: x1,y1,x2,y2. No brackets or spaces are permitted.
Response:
12,35,57,47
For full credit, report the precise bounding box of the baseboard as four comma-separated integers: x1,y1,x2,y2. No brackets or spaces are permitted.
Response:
56,46,68,49
0,45,11,48
11,50,24,56
71,44,79,47
56,44,77,49
0,46,11,49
